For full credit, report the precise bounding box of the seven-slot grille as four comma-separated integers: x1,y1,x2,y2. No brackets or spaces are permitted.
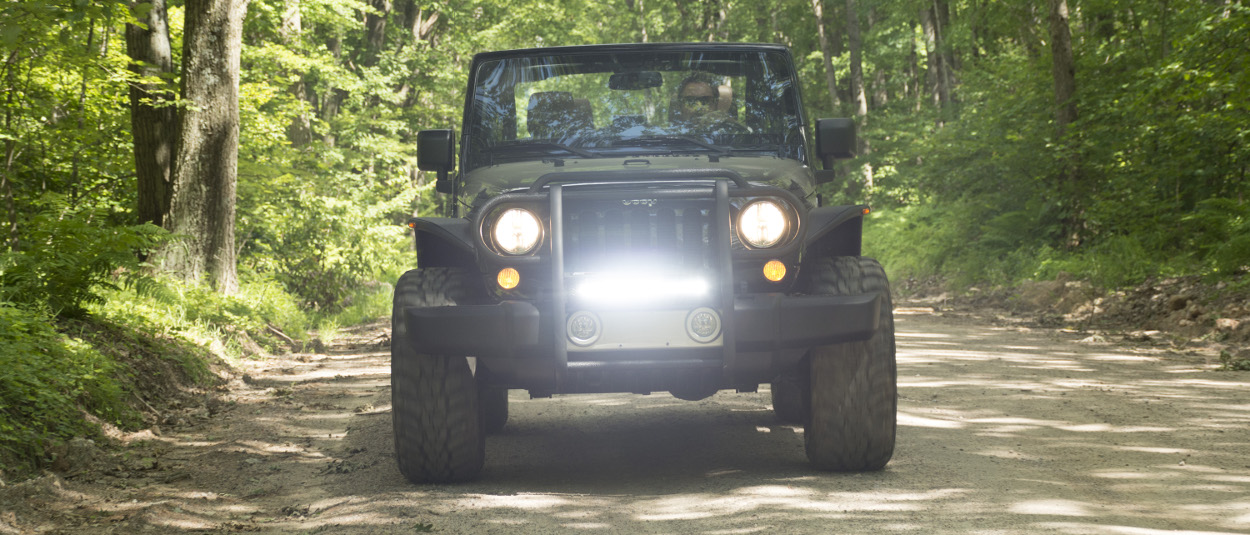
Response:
561,199,714,273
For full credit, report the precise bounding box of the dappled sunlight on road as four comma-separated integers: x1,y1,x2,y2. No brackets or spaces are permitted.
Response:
353,313,1247,534
8,314,1247,534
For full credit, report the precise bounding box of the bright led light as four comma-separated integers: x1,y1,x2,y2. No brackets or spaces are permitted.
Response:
492,208,542,255
573,273,709,304
738,200,787,248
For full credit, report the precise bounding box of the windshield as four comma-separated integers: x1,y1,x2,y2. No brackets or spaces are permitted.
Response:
461,48,807,175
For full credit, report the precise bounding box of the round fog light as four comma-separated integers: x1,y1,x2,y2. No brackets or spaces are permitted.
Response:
763,260,786,282
497,267,520,289
686,307,721,343
567,311,601,347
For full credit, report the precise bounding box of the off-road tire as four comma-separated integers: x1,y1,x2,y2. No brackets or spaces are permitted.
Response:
803,256,897,471
480,387,509,434
770,369,808,423
391,268,485,483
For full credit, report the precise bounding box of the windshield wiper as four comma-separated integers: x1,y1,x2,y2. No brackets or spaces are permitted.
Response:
489,141,595,159
611,136,731,157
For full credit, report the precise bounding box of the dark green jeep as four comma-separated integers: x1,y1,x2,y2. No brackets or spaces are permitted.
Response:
394,43,895,483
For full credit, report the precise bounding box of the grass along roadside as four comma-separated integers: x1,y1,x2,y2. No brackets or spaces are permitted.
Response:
0,275,395,484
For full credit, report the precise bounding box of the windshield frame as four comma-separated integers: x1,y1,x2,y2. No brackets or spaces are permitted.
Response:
456,43,812,176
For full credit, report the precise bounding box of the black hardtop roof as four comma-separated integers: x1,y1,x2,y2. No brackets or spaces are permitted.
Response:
471,42,791,62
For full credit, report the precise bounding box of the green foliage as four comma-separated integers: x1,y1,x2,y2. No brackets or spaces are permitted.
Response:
95,274,311,359
1184,199,1250,277
0,197,168,317
0,304,135,475
1219,350,1250,372
236,161,419,310
859,0,1249,293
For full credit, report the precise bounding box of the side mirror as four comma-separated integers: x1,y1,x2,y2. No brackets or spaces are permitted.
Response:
815,118,856,169
417,129,455,194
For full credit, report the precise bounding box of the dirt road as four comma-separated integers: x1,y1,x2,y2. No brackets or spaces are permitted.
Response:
3,309,1249,534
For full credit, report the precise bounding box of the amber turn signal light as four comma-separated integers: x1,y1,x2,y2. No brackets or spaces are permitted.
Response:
763,260,786,282
497,267,520,290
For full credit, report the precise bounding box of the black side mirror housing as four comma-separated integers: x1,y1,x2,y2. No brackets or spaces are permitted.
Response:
417,129,455,194
815,118,856,170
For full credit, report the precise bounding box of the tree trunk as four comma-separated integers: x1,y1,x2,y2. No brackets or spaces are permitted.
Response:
281,0,312,147
1046,0,1081,246
920,7,942,109
2,53,17,251
846,0,871,190
908,22,921,111
159,0,249,294
638,0,648,43
929,2,954,111
362,0,391,67
935,0,959,81
846,0,867,120
706,0,728,42
395,4,439,105
872,67,888,109
810,0,842,113
126,0,177,226
1047,0,1077,136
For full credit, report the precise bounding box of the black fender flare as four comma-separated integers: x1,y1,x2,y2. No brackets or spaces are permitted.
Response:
803,204,867,260
408,217,476,268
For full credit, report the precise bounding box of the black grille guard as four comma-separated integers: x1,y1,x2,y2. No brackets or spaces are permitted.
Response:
471,169,808,377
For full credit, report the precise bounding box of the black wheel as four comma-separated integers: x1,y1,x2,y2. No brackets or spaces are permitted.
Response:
770,368,808,424
480,387,509,434
391,268,485,483
803,256,897,472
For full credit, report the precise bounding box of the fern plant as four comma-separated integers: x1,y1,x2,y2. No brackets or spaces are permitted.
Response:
0,196,169,317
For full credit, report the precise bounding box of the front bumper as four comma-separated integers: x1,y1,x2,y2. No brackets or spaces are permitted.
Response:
406,291,880,360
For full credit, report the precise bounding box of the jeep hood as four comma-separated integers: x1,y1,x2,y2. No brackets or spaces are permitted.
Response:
458,155,817,208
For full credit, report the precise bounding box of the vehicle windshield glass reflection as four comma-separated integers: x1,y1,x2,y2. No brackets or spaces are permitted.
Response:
462,49,805,176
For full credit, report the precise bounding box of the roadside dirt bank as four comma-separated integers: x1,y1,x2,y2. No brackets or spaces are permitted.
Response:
2,310,1248,534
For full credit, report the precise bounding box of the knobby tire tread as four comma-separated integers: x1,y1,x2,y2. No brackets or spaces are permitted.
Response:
804,256,897,472
392,268,486,483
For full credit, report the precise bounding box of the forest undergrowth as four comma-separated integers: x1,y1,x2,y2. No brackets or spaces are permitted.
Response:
0,271,397,484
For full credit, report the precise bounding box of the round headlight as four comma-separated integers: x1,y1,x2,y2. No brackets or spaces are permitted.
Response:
493,208,542,255
738,200,788,248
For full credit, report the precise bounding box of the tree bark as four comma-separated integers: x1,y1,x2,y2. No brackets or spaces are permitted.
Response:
395,3,440,105
159,0,249,294
846,0,872,190
2,53,17,251
638,0,648,43
908,22,921,110
846,0,867,120
810,0,842,113
280,0,312,147
1047,0,1077,135
126,0,177,226
935,0,959,81
706,0,727,42
920,7,942,109
1046,0,1081,246
362,0,391,67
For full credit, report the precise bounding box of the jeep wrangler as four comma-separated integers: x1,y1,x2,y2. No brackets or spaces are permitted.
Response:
394,43,895,483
